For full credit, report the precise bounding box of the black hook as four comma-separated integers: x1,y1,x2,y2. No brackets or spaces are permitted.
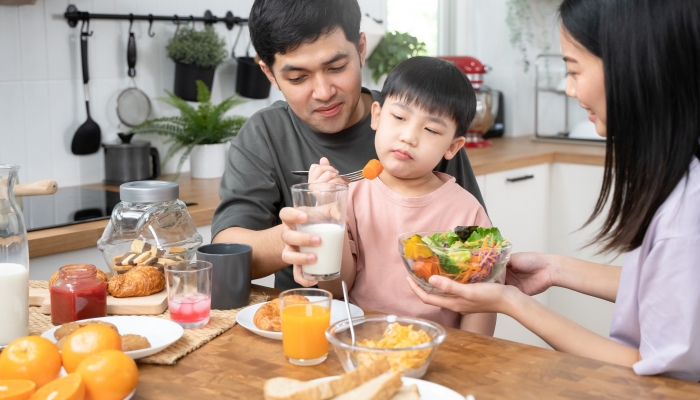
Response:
174,15,180,35
80,18,93,36
148,14,155,37
128,14,134,34
189,15,195,30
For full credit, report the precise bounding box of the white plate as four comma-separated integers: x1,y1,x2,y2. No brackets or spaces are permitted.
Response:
236,298,364,340
310,376,464,399
42,316,184,360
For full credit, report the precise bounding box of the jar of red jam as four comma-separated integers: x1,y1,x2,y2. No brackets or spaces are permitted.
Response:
50,264,107,325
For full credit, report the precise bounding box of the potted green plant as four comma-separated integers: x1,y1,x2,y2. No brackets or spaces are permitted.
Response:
506,0,560,72
167,25,228,102
129,80,247,180
367,31,426,84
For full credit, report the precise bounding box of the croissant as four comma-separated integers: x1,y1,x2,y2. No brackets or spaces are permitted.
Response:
49,265,109,288
253,295,309,332
107,266,165,298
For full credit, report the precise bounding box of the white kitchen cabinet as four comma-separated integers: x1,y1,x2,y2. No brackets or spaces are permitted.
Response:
481,164,552,348
547,163,622,339
483,163,550,253
486,163,618,347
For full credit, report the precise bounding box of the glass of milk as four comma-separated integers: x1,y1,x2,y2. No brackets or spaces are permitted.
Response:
291,183,348,281
0,165,29,347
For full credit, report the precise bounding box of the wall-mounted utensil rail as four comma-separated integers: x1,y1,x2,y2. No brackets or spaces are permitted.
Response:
63,4,248,31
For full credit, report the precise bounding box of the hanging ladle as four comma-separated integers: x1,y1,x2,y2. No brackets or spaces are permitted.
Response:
71,19,101,155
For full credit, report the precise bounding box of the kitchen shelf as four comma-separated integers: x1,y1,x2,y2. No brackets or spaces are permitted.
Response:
535,54,570,139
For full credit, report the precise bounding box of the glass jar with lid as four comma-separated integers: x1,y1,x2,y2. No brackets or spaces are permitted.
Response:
97,181,203,276
50,264,107,325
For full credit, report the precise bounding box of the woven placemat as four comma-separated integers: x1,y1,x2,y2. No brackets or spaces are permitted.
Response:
28,280,269,365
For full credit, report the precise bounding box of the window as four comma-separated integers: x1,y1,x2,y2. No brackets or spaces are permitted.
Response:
386,0,438,56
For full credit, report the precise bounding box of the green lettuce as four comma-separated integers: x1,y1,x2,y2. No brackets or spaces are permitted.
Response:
465,227,505,247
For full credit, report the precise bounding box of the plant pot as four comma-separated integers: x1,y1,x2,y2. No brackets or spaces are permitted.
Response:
174,61,216,102
235,57,271,99
190,142,229,179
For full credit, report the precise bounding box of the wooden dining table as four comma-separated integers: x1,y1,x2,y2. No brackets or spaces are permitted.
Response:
133,285,700,399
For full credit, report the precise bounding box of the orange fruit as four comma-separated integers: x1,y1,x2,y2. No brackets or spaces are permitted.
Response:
61,326,121,374
75,350,137,400
0,379,36,400
0,337,61,388
29,374,84,400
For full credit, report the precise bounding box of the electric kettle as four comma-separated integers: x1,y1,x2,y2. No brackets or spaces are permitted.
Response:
103,133,160,185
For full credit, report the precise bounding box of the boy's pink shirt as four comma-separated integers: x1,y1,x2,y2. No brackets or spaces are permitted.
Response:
346,172,491,328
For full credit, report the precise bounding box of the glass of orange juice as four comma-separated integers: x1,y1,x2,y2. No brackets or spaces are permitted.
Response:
280,288,332,366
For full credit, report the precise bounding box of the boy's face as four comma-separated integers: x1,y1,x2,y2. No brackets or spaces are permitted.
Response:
370,97,465,179
259,29,367,134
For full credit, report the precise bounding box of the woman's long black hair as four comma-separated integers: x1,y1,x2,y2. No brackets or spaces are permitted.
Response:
560,0,700,253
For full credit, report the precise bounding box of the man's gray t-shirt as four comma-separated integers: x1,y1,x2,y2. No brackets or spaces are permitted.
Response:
212,88,485,290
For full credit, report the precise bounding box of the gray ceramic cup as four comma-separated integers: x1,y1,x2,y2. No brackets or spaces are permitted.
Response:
196,243,252,310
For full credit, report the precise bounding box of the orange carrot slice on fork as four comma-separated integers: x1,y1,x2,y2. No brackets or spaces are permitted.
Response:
362,159,384,180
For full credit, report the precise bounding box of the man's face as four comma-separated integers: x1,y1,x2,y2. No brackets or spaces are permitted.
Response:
260,29,366,134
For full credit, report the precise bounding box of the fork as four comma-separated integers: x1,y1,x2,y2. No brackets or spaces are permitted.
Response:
291,169,365,182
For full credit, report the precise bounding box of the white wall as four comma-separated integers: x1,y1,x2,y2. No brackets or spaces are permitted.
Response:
441,0,590,137
0,0,384,187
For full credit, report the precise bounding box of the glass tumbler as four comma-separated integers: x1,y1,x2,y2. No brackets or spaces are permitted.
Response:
291,183,348,281
280,288,332,366
164,260,212,328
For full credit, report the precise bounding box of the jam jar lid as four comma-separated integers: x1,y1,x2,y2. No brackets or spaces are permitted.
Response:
120,181,179,203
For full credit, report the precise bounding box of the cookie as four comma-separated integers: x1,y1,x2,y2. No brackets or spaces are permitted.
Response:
121,334,151,351
54,320,119,341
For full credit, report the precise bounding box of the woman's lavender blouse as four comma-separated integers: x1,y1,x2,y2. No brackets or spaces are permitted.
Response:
610,156,700,381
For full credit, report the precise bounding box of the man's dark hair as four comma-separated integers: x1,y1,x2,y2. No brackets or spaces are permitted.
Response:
249,0,362,68
380,56,476,137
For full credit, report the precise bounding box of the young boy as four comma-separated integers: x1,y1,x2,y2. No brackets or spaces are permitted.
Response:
284,57,494,333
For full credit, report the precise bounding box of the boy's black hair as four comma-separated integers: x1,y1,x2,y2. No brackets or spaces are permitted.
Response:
380,57,476,137
249,0,362,69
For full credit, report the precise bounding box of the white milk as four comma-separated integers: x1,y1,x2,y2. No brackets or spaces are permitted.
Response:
298,223,345,277
0,263,29,346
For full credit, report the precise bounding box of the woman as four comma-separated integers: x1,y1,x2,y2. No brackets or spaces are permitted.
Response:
408,0,700,381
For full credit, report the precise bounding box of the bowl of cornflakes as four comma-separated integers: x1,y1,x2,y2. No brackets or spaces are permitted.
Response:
325,315,446,378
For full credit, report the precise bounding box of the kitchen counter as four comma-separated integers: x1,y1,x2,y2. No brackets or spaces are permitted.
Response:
132,285,700,399
27,136,606,258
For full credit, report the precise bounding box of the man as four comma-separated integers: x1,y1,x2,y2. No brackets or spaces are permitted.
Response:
212,0,485,289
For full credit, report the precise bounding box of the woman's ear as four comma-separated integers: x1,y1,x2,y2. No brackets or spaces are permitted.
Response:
444,136,466,160
259,61,280,91
370,101,382,130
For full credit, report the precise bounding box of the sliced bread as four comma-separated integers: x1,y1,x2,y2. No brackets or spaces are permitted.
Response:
390,384,421,400
263,377,326,400
264,359,392,400
329,358,391,395
332,371,403,400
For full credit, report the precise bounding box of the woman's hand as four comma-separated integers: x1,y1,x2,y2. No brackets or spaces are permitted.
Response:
406,275,514,315
504,252,556,296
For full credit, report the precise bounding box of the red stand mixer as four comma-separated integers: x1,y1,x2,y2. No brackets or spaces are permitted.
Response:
439,56,499,148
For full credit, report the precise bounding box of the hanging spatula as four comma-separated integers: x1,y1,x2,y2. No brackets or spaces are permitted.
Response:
71,22,101,155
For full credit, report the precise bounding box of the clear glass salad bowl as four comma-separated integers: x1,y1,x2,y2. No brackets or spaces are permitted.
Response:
398,231,512,296
325,315,446,378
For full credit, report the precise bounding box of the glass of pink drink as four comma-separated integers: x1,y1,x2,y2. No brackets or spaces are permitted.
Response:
164,261,212,328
